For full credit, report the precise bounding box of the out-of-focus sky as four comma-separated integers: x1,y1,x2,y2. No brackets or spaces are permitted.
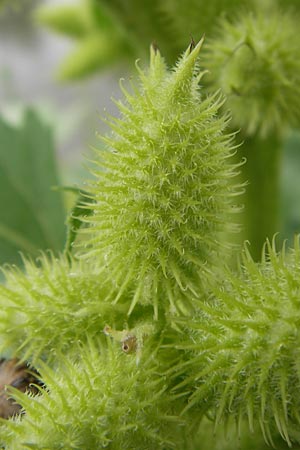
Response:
0,0,121,184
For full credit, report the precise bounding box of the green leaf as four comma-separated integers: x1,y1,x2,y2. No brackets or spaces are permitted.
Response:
35,4,91,38
35,1,119,38
0,109,66,267
56,32,125,81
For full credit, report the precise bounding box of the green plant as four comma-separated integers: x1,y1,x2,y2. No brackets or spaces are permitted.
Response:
35,0,134,81
1,1,300,448
80,40,242,318
36,0,300,256
0,110,66,268
204,6,300,258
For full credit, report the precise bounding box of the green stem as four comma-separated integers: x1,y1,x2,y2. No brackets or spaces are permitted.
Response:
240,134,282,260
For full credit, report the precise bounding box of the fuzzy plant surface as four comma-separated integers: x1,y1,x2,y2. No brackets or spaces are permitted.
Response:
3,239,300,448
35,0,300,262
1,33,300,450
167,237,300,447
0,340,188,450
204,8,300,138
79,39,242,318
0,42,241,448
0,254,129,363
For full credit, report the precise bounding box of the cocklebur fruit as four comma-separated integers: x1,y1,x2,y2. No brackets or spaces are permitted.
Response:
0,340,185,449
0,254,137,363
171,237,300,446
81,39,242,318
204,9,300,137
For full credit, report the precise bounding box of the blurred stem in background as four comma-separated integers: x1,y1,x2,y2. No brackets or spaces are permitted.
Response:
281,131,300,246
239,135,281,260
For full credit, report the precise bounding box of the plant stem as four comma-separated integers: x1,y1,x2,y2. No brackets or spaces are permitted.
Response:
240,134,282,260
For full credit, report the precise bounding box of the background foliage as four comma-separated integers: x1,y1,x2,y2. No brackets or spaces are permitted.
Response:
0,110,65,267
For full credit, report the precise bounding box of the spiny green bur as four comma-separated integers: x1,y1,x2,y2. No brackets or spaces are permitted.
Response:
0,42,239,449
2,41,299,450
205,9,300,137
0,255,127,362
0,340,185,450
173,237,300,447
82,39,241,318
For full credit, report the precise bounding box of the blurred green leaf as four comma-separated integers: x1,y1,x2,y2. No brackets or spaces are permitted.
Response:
36,0,132,81
0,109,66,267
57,32,124,81
35,4,91,38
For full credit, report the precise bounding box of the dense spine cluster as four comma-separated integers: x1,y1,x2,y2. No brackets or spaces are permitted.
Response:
171,238,300,446
82,40,241,317
0,43,243,448
0,340,184,450
0,255,128,363
1,34,300,449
